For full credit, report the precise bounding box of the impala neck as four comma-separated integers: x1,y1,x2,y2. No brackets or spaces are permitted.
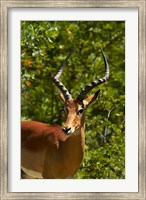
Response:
72,112,86,150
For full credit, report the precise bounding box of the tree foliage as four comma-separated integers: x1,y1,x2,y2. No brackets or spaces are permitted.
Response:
21,21,125,179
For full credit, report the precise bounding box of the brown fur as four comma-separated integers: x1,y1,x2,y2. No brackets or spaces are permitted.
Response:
21,121,84,178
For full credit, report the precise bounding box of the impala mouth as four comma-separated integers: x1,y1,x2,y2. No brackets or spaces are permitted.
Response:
62,126,80,136
62,127,73,135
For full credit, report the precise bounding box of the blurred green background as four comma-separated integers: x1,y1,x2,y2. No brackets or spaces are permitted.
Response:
21,21,125,179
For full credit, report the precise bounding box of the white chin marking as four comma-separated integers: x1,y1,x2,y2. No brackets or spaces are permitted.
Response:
64,128,74,135
70,128,75,134
65,128,80,136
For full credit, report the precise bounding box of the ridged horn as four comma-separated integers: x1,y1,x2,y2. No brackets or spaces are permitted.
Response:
76,49,109,102
52,51,74,100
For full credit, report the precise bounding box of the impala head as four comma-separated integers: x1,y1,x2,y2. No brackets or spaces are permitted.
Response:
58,89,100,135
52,49,109,135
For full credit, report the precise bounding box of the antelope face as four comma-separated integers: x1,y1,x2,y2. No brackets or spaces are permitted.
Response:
62,99,84,135
61,90,100,135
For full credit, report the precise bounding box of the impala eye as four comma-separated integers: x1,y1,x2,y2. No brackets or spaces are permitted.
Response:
77,108,84,115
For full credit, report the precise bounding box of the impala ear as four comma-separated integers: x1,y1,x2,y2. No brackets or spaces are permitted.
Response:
83,89,100,108
59,93,66,103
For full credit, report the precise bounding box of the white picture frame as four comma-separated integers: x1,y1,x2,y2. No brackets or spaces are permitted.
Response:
0,0,145,199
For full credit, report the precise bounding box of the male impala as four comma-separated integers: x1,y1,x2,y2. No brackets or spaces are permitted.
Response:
21,49,109,179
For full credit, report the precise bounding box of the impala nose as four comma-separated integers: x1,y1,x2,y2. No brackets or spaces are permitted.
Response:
62,127,71,135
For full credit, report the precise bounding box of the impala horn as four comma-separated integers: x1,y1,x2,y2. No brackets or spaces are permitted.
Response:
76,49,109,102
52,51,74,100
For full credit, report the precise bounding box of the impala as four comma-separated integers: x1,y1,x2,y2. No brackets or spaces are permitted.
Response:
21,49,109,179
